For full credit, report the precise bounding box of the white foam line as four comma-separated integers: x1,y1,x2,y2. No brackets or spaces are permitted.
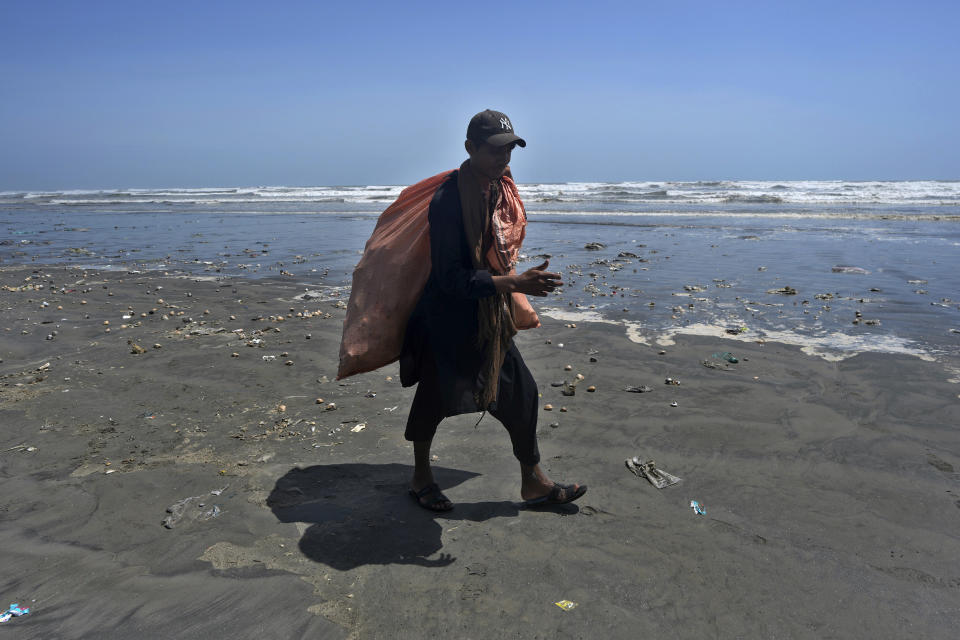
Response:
655,322,936,362
623,321,649,345
540,309,937,363
944,365,960,384
538,308,619,325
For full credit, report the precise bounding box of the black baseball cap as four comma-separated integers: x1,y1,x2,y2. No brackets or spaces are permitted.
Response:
467,109,527,148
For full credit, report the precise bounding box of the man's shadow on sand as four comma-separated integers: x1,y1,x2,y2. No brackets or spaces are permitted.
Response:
268,462,577,570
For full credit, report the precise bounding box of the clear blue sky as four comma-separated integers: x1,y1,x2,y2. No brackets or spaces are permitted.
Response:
2,0,958,189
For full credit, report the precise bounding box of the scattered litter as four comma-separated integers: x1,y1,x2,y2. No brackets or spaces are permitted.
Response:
0,603,30,623
664,377,680,385
702,359,733,370
625,456,681,488
711,351,738,363
624,385,652,393
670,401,678,407
163,495,204,529
832,265,870,274
365,392,377,398
350,423,366,433
767,286,797,295
555,599,578,611
383,405,398,412
262,355,277,361
199,505,221,521
690,500,707,515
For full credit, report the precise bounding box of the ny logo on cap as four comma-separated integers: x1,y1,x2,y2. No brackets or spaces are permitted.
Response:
499,117,512,131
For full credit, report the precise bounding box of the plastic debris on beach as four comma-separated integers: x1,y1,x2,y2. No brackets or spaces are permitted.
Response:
725,326,748,335
625,456,682,489
711,351,739,363
555,600,578,611
624,385,652,393
0,603,30,623
702,359,733,371
201,505,221,520
350,423,366,433
832,265,870,274
163,491,224,529
767,286,797,295
690,500,707,515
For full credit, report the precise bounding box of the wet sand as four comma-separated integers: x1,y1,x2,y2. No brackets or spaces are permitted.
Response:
1,265,959,639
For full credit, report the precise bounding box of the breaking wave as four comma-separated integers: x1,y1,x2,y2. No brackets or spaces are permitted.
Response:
3,180,960,208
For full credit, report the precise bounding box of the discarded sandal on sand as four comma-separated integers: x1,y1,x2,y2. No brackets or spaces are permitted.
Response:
523,482,587,507
625,456,682,489
409,483,454,512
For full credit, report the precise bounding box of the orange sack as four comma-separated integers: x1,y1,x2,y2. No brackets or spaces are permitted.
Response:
337,170,540,380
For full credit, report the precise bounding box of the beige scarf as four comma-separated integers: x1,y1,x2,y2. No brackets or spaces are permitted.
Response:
457,159,523,408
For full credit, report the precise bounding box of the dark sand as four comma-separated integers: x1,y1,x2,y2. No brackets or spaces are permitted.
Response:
1,265,959,639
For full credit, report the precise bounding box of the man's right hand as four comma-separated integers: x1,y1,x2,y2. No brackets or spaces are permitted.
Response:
496,260,564,297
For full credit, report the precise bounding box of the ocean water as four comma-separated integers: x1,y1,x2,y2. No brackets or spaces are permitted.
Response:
2,180,959,368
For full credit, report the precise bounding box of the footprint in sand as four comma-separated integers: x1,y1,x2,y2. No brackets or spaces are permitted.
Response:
927,454,954,474
709,519,768,545
459,563,488,601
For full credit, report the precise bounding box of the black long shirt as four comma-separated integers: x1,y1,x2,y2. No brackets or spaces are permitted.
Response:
399,170,503,415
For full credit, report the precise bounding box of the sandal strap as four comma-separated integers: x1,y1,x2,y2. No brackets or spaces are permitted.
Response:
413,483,440,499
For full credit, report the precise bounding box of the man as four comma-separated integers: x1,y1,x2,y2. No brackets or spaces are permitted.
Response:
399,109,587,511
